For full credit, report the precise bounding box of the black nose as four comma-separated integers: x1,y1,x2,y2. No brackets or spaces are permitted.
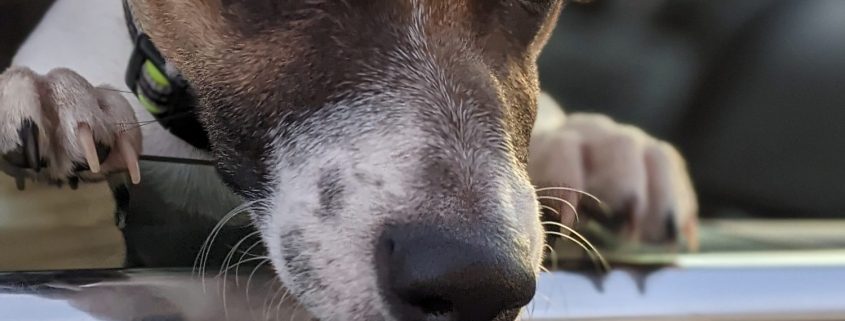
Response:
377,225,536,321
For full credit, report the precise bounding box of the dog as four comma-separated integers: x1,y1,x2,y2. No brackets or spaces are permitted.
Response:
0,0,698,320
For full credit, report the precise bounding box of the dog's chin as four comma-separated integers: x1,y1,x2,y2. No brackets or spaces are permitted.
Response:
259,216,542,321
257,217,388,321
264,260,380,321
257,203,542,321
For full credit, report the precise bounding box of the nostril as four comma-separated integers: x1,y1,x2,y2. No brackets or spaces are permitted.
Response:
386,238,395,254
407,294,452,315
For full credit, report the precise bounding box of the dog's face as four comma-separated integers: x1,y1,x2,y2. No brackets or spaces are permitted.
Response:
130,0,563,320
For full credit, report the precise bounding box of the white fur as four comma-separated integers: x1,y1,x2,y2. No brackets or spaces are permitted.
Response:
266,121,419,320
0,69,42,153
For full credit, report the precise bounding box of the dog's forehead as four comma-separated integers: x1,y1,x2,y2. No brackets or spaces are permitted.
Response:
185,0,557,37
216,0,512,19
132,0,562,64
130,0,560,161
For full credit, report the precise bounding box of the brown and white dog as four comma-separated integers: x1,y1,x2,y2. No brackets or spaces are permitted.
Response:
0,0,697,320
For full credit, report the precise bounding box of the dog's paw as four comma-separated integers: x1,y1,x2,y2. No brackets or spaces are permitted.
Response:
0,66,141,188
529,113,698,249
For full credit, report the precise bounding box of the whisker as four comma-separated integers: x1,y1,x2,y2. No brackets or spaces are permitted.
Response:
251,281,277,320
264,284,287,321
194,201,258,292
265,285,297,320
200,202,256,277
245,258,272,302
528,305,534,321
220,231,262,278
537,197,579,222
95,86,195,132
275,286,292,320
289,303,301,321
267,285,292,321
541,221,610,272
220,256,272,274
95,86,133,94
235,239,266,287
523,290,553,321
543,243,559,271
535,186,610,214
112,111,195,133
545,230,611,273
535,186,601,201
237,247,262,259
243,258,273,320
115,120,158,126
219,230,261,318
529,291,553,320
221,256,271,319
540,204,559,215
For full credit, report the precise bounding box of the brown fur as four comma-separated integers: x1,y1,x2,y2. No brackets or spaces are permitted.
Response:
128,0,564,196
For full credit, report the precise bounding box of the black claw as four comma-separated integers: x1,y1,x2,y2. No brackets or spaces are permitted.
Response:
665,214,678,241
15,175,26,191
96,143,111,163
19,120,41,172
68,176,80,190
590,207,630,232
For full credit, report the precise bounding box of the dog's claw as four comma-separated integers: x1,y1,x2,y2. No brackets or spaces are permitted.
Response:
2,67,142,187
20,120,41,172
77,123,100,173
68,176,80,190
15,175,26,191
118,135,140,184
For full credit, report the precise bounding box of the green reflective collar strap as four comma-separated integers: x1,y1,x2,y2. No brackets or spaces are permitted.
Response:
136,60,170,114
123,0,210,150
125,33,185,116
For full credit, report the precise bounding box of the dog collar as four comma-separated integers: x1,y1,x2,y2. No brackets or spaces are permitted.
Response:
122,0,210,150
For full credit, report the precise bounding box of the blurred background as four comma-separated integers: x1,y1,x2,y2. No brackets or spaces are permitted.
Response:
539,0,845,220
2,0,843,220
0,0,53,67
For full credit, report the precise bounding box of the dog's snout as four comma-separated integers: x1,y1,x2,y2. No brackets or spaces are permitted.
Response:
377,225,536,321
